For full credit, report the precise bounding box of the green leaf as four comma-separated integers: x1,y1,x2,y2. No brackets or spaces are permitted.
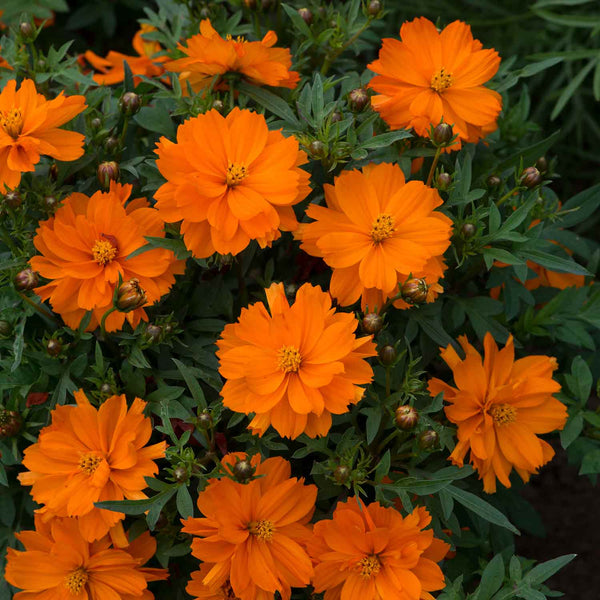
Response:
446,485,520,534
495,131,561,174
560,412,583,449
551,59,596,120
532,7,600,28
364,407,381,444
176,485,194,519
558,182,600,228
579,449,600,474
238,81,300,126
375,450,390,482
476,554,505,600
360,129,413,149
173,358,207,409
518,249,589,275
129,346,151,369
281,3,314,39
134,100,175,138
11,315,26,372
567,356,593,403
522,554,576,586
147,488,177,529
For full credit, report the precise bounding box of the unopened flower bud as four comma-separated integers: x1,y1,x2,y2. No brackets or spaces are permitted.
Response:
309,140,326,159
116,278,147,312
49,163,58,182
520,167,542,189
298,7,313,24
103,136,119,154
0,320,11,337
232,459,255,482
244,0,257,8
14,269,39,291
119,91,142,116
432,122,453,146
145,324,163,344
46,338,62,357
173,466,188,482
19,22,34,41
401,278,428,305
418,429,439,450
486,175,501,188
368,0,382,16
333,465,350,485
378,344,396,366
461,222,476,239
436,172,451,191
535,156,548,173
212,99,224,112
197,411,213,429
330,111,343,123
90,117,102,131
44,196,58,211
4,190,22,208
0,409,22,438
100,382,113,396
361,313,383,335
97,161,120,189
395,405,419,430
349,88,369,112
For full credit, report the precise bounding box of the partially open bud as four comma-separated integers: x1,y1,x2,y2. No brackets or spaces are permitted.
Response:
333,465,350,485
309,140,326,159
401,278,428,305
418,429,439,450
97,161,120,189
436,172,451,191
378,344,396,366
19,22,34,41
349,88,369,112
520,167,542,189
116,278,147,312
330,111,343,123
119,91,142,116
0,409,22,438
14,269,39,291
298,7,313,24
460,222,476,239
232,458,255,482
197,411,213,429
486,175,501,188
46,338,62,357
432,122,453,146
362,313,383,335
367,0,382,16
395,405,419,430
4,190,22,209
144,324,163,344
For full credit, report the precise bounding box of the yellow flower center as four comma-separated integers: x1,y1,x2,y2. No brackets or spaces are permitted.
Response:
92,239,118,266
431,67,454,92
359,555,381,578
79,453,102,475
226,34,247,44
0,108,24,138
64,567,88,594
226,163,248,187
248,519,275,541
277,345,302,373
489,403,516,425
370,214,395,243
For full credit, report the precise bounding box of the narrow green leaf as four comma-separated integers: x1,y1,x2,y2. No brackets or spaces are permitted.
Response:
523,554,576,586
176,485,194,519
560,412,583,449
238,81,300,126
360,129,413,149
551,59,595,120
173,358,207,409
518,249,589,275
477,554,505,600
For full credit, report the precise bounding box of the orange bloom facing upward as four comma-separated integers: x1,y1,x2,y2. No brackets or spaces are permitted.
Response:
217,283,376,439
368,17,502,149
166,19,299,94
18,390,167,544
295,162,453,311
182,453,316,600
0,78,86,192
154,107,310,258
5,515,168,600
428,333,567,493
30,181,184,332
308,497,449,600
83,24,168,85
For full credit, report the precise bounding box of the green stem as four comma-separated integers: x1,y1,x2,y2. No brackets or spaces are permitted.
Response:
18,292,60,325
321,18,373,75
99,306,118,338
426,146,442,187
496,186,522,207
385,366,391,398
0,224,20,255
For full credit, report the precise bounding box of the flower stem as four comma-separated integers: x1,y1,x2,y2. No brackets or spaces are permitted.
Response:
18,292,60,326
99,306,118,337
496,186,522,207
426,146,442,187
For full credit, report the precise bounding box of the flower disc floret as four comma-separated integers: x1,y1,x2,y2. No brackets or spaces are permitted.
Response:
428,333,568,493
217,283,377,439
154,107,311,259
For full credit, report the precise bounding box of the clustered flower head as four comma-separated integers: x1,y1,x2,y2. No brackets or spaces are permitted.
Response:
217,282,377,439
428,333,568,493
154,107,311,258
368,16,502,149
18,390,167,544
5,515,168,599
296,162,453,311
30,181,184,332
0,78,86,192
166,18,299,94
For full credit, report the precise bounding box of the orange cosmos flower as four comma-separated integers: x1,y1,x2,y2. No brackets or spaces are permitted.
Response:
308,497,449,600
166,19,299,94
217,282,376,439
368,17,502,149
5,515,167,600
428,333,567,493
182,453,316,600
83,24,168,85
154,107,310,258
295,162,453,311
29,181,184,332
0,78,86,192
18,390,167,544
